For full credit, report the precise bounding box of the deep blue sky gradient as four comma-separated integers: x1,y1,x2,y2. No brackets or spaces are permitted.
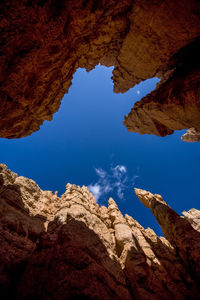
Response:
1,65,200,235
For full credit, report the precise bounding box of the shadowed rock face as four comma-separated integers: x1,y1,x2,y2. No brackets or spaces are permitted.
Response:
124,41,200,139
1,2,200,298
1,0,200,139
0,164,200,299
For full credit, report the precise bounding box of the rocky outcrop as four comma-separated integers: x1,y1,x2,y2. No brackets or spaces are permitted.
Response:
181,128,200,142
1,0,200,138
182,208,200,231
124,54,200,138
0,164,200,299
134,188,200,292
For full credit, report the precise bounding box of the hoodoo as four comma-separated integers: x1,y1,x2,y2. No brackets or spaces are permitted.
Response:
0,164,200,299
1,1,200,299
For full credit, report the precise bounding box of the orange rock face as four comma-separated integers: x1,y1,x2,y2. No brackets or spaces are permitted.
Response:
124,50,200,138
1,164,200,299
1,0,200,138
1,2,200,298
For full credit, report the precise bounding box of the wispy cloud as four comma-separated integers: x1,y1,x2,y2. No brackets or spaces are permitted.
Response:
95,168,106,178
88,183,101,202
88,164,139,203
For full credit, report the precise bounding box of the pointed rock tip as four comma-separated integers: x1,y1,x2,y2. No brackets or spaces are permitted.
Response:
108,197,118,208
134,187,155,208
134,188,167,209
134,187,143,194
108,197,116,203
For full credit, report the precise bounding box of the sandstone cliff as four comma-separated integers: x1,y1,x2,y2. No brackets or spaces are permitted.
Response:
1,0,200,139
0,164,200,299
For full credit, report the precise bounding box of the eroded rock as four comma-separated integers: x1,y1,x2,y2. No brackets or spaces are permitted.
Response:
181,128,200,142
1,1,200,139
0,164,200,299
124,59,200,138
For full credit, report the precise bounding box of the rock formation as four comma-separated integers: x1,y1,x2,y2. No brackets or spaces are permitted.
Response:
1,2,200,299
1,0,200,139
124,57,200,139
181,128,200,143
0,163,200,299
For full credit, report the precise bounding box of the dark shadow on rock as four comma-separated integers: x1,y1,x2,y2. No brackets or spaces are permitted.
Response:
124,223,200,300
0,175,46,298
15,218,134,300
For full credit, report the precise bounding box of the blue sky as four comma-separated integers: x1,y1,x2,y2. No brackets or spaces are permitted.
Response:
1,65,200,235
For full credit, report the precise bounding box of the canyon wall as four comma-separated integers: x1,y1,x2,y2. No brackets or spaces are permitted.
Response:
1,0,200,139
0,164,200,299
1,1,200,298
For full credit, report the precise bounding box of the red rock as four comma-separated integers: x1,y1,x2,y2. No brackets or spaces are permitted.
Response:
0,164,200,299
1,1,200,139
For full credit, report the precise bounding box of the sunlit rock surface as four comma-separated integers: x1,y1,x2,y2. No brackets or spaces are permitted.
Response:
0,164,200,299
124,62,200,138
181,128,200,142
1,0,200,139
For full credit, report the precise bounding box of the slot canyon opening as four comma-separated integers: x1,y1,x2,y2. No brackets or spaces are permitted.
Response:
1,1,200,298
0,65,200,235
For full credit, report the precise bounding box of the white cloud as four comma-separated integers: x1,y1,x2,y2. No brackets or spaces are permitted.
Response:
88,184,101,202
114,165,127,173
95,168,106,178
88,164,139,203
117,186,124,199
103,184,112,193
111,165,127,183
136,90,140,95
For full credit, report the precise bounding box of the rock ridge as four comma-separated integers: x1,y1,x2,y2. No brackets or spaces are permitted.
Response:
1,1,200,139
0,164,200,299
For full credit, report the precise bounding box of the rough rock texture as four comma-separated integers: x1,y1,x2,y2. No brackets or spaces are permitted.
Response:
124,56,200,138
0,164,200,299
182,208,200,231
1,0,200,138
181,128,200,143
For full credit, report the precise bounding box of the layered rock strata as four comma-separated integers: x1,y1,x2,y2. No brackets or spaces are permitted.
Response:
0,164,200,299
1,0,200,139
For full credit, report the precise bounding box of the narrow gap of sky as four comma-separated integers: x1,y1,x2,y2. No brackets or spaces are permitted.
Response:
0,65,200,236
